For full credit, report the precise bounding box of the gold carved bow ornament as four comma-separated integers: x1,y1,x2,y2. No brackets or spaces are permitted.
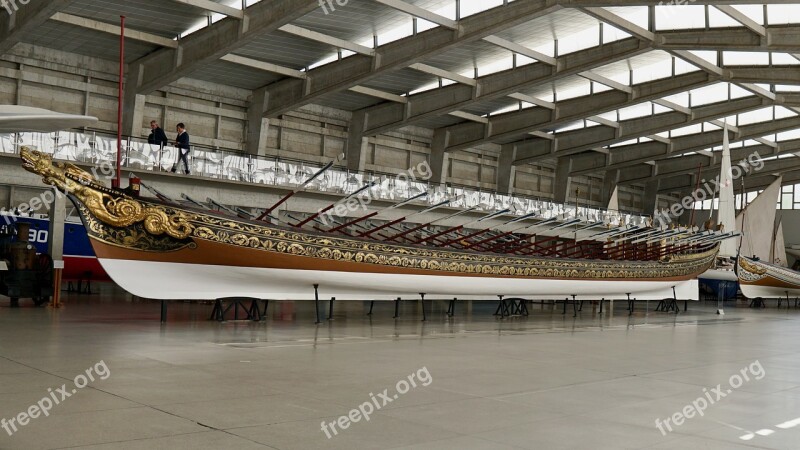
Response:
20,147,193,240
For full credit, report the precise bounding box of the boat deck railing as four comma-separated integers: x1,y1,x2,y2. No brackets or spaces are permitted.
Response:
0,129,651,227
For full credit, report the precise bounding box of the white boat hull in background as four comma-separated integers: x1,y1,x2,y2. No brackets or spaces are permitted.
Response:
740,284,800,299
737,256,800,299
698,268,738,282
99,259,700,301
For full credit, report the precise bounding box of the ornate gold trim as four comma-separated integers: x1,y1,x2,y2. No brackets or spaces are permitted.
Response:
186,214,717,279
21,148,193,240
21,149,718,280
738,257,768,276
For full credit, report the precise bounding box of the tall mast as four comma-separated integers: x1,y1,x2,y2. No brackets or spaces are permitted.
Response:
718,122,738,258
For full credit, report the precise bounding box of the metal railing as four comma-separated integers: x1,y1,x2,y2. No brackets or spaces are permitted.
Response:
0,129,650,226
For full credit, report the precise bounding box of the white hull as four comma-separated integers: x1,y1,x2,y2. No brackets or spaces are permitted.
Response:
737,256,800,299
100,259,700,301
740,284,800,299
698,268,739,282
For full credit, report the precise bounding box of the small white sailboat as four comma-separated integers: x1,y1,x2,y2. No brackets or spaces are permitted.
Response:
737,178,800,298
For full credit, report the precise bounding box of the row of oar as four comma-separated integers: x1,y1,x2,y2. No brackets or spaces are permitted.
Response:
136,159,738,259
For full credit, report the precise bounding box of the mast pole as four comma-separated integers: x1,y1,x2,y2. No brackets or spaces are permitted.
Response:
688,162,702,227
114,15,125,189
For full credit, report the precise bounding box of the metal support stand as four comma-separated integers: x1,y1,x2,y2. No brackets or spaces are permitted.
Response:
627,293,634,316
778,291,790,310
599,298,604,314
571,294,581,318
67,271,93,294
367,301,375,316
420,293,427,322
495,296,528,318
493,295,507,317
510,298,529,316
210,298,265,322
749,297,766,308
447,298,457,317
314,284,321,324
558,296,581,317
260,300,269,321
393,297,401,318
328,297,335,320
655,286,679,313
160,300,167,323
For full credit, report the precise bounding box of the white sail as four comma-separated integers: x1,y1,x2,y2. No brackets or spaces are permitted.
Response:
607,186,620,212
735,176,781,261
718,123,738,258
773,221,787,267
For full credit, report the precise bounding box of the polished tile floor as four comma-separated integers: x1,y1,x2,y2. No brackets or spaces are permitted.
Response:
1,285,800,449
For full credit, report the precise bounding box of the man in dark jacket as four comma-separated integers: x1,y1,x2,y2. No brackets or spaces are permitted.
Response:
172,123,191,175
147,120,169,147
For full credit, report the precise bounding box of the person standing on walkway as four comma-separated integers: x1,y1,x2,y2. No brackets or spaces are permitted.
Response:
148,120,169,147
172,123,191,175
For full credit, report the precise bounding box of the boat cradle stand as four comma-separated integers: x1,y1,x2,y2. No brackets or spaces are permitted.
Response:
366,294,447,321
749,297,767,308
776,292,799,309
209,298,269,322
556,295,582,318
312,284,338,324
654,287,680,314
494,295,530,318
66,271,94,295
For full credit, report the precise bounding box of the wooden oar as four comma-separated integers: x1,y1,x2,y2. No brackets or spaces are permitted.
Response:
325,191,429,234
292,182,375,228
256,153,344,221
357,197,458,238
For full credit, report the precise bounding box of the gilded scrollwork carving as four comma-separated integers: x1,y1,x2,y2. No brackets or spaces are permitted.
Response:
21,148,194,240
180,211,717,279
737,257,768,277
77,204,195,253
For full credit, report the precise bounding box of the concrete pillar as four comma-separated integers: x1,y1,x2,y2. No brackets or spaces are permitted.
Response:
122,63,146,139
346,110,368,171
48,188,65,307
246,88,269,155
430,129,450,185
122,91,146,139
497,143,517,195
600,170,620,206
84,76,92,118
15,63,23,105
643,180,660,216
553,156,572,203
47,188,65,262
